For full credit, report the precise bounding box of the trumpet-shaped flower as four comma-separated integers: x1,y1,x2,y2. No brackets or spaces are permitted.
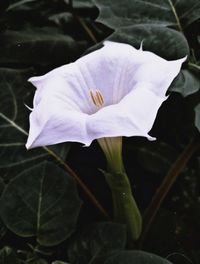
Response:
26,41,185,149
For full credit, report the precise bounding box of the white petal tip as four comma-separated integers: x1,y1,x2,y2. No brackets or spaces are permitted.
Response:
25,143,30,150
28,76,44,88
148,136,156,141
24,103,33,111
28,77,36,83
139,40,144,51
179,55,187,63
103,40,113,46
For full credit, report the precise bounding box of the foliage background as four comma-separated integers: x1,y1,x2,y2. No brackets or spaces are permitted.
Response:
0,0,200,263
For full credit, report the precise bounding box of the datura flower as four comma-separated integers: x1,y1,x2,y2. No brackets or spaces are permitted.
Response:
26,41,185,149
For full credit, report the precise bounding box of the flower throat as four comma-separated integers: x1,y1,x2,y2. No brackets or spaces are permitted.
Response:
89,89,104,108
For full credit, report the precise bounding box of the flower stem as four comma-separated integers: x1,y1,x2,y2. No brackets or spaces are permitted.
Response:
103,170,142,241
98,137,142,241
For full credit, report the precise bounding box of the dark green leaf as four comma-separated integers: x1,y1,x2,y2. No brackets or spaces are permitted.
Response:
28,258,48,264
0,28,86,66
52,261,69,264
73,0,95,9
0,177,5,195
48,12,74,27
68,222,126,264
104,250,172,264
0,177,6,240
108,25,189,60
0,68,69,180
142,210,178,256
0,218,7,241
188,62,200,73
93,0,200,30
195,103,200,132
137,141,178,175
28,259,48,264
0,161,82,246
0,0,9,13
170,69,200,96
7,0,38,11
0,68,47,173
0,247,21,264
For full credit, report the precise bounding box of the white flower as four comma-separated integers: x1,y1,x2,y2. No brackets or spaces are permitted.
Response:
26,41,185,149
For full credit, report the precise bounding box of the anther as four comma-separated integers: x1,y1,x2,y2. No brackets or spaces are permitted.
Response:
89,89,104,108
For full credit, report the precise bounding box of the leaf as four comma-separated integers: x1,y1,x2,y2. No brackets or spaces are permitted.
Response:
0,68,69,180
93,0,200,30
108,25,189,60
0,161,82,246
142,210,178,255
52,261,70,264
0,68,46,171
0,247,21,264
48,12,74,27
7,0,38,11
0,177,5,195
73,0,95,9
0,28,86,66
104,250,172,264
0,0,9,13
28,258,48,264
0,179,6,241
28,259,48,264
170,69,200,96
195,103,200,132
137,141,178,175
68,222,126,264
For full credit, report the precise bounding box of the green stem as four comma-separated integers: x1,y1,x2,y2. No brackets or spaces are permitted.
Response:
98,137,142,241
104,171,142,241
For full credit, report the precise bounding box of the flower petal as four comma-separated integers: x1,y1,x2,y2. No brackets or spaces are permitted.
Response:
26,75,89,149
85,82,167,145
26,41,185,149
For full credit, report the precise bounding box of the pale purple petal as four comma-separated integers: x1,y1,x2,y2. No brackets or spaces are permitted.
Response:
26,41,185,149
85,82,166,144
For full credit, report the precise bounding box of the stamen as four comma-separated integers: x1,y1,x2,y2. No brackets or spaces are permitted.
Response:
89,89,104,108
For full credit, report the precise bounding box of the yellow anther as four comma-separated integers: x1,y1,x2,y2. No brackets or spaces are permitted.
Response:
89,89,104,108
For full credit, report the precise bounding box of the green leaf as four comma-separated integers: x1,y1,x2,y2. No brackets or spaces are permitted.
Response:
68,222,126,264
0,179,6,241
93,0,200,30
188,62,200,73
0,0,9,13
28,259,48,264
0,161,82,246
0,68,46,173
52,261,69,264
104,250,172,264
142,210,178,255
0,247,21,264
0,28,86,66
170,69,200,96
28,258,48,264
108,25,189,59
7,0,38,11
0,68,69,180
73,0,95,9
137,141,178,175
195,103,200,132
0,177,5,195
